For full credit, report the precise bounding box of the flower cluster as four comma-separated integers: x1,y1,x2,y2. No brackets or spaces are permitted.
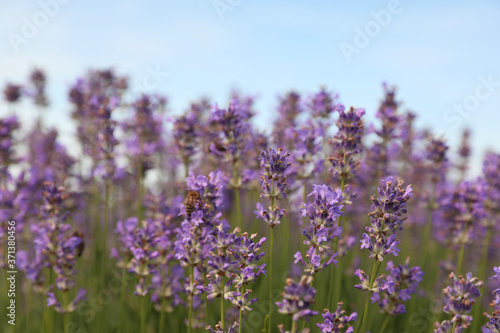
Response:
112,196,184,312
276,275,318,322
3,83,23,103
206,321,239,333
361,177,412,261
328,106,365,182
295,185,344,275
0,115,20,181
28,68,48,107
482,266,500,333
273,91,302,146
287,123,324,189
438,180,486,248
255,147,291,228
482,152,500,225
317,302,357,333
426,138,449,184
371,258,424,315
434,272,482,332
173,105,201,172
123,94,166,174
18,182,86,313
354,269,395,294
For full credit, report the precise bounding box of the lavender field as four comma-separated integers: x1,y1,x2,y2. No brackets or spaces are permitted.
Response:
0,67,499,333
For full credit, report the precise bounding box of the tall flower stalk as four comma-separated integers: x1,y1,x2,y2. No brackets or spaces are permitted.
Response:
255,147,290,333
328,106,365,307
356,177,412,333
433,272,482,332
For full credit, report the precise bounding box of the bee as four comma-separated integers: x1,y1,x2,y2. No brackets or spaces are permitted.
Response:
73,231,85,258
185,190,201,218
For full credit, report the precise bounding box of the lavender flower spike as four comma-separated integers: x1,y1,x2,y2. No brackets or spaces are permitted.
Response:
434,272,482,332
317,302,357,333
361,177,412,261
481,266,500,333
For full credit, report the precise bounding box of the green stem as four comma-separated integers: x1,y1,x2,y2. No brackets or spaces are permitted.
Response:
188,266,194,333
64,292,70,333
380,315,390,333
137,160,144,221
140,295,147,333
472,224,493,332
239,310,243,333
117,268,126,333
221,275,225,329
358,260,379,333
268,179,275,333
233,167,242,229
291,320,297,333
235,188,242,229
102,183,110,279
329,176,346,309
456,242,466,276
269,226,274,333
159,299,166,333
421,182,436,276
452,321,457,332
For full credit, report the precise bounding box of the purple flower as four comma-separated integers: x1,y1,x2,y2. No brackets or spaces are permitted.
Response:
434,272,482,331
426,138,449,184
28,68,49,107
481,267,500,332
354,269,395,294
329,106,365,181
272,91,302,146
173,107,200,171
276,275,319,322
371,258,424,315
259,147,291,194
22,182,86,312
206,321,239,333
3,83,23,103
256,147,291,228
301,184,344,229
437,180,486,248
361,177,412,261
317,302,357,333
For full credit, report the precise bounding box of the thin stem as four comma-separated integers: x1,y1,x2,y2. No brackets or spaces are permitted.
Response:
329,176,346,309
291,320,297,333
117,268,127,333
64,292,70,333
358,260,379,333
472,224,493,332
221,275,225,329
188,266,194,333
380,315,390,333
269,226,274,333
268,179,275,333
159,299,166,333
137,159,144,221
452,321,457,332
102,183,110,279
456,242,466,276
140,295,147,333
239,310,243,333
233,167,242,229
421,182,437,275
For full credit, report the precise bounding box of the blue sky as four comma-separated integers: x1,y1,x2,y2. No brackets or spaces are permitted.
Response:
1,0,499,173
